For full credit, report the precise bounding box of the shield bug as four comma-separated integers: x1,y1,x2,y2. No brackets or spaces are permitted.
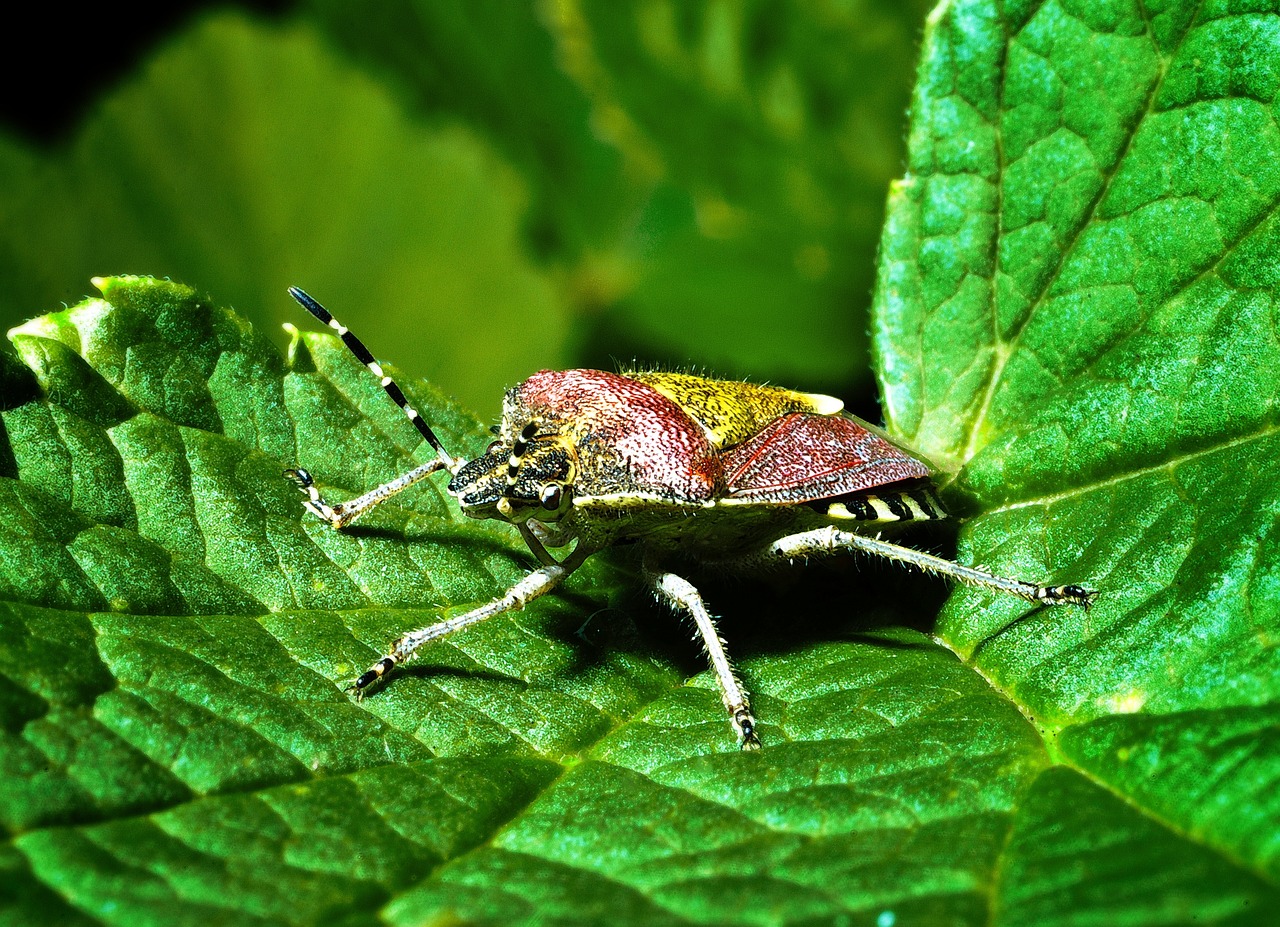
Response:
284,287,1095,750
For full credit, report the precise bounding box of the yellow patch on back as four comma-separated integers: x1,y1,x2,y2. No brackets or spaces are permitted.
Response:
627,370,843,448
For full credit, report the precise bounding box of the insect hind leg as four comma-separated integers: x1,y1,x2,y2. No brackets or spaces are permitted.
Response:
765,525,1095,608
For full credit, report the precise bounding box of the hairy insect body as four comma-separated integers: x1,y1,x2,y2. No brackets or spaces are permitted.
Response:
284,289,1096,751
452,368,946,571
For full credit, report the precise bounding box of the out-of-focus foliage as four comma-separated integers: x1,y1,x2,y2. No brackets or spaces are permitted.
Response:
0,1,931,408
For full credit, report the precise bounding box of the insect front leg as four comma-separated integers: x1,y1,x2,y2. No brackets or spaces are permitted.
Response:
350,544,594,696
285,459,448,529
764,525,1096,607
645,563,761,751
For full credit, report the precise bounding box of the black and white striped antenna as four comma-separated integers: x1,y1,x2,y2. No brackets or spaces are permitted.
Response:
288,287,457,471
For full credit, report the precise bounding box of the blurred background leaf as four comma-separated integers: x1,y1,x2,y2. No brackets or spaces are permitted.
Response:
0,0,932,411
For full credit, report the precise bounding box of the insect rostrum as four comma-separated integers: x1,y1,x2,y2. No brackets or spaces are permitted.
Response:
284,287,1095,750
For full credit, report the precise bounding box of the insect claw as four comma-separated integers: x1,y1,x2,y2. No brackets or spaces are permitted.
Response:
1039,583,1097,609
347,657,396,701
1066,584,1098,609
284,467,353,528
283,467,312,489
735,709,761,750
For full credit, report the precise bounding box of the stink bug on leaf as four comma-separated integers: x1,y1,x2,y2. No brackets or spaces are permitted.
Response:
284,288,1095,750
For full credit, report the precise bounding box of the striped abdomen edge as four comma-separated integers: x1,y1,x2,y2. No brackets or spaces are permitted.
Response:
823,485,946,525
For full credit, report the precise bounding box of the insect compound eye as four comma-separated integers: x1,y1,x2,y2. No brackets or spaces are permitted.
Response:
539,483,563,511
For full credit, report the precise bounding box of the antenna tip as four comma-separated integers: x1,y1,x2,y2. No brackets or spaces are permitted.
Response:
287,286,330,321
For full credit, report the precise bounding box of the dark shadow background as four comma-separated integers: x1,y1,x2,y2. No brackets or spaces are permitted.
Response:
2,2,295,143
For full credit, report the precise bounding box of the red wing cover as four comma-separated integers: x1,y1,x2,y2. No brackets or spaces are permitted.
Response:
722,413,931,503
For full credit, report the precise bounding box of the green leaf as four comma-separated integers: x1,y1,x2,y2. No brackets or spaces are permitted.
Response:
302,0,635,262
875,0,1280,907
549,0,932,387
6,260,1277,924
3,2,931,404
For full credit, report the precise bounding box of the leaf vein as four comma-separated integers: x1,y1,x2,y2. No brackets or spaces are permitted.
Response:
961,0,1208,462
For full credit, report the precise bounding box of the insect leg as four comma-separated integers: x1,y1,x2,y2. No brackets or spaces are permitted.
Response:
349,544,594,696
517,521,560,567
285,460,448,529
765,526,1096,608
645,565,761,750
